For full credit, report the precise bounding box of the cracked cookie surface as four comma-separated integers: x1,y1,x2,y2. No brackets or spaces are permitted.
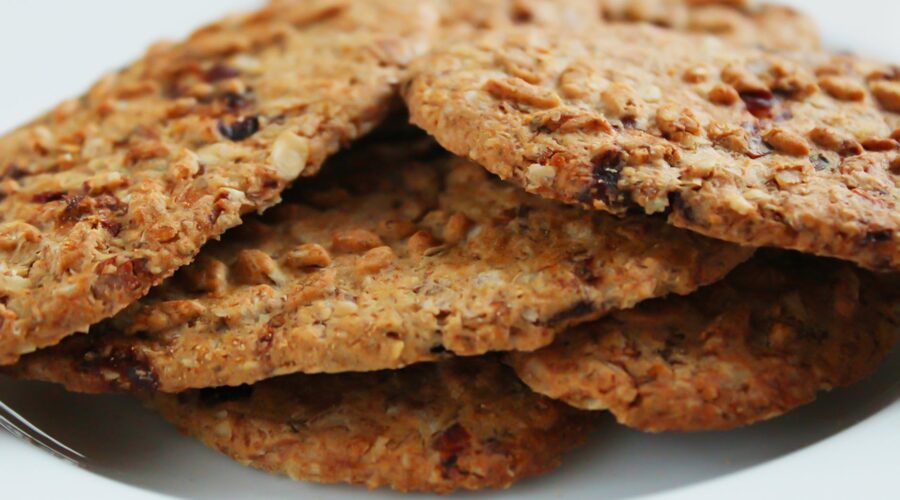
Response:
0,0,438,364
404,25,900,271
6,135,750,392
145,357,594,493
509,251,900,432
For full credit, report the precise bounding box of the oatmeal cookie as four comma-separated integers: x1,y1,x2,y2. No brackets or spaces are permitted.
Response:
0,0,438,364
509,251,900,432
599,0,819,50
145,357,594,493
6,137,750,392
404,25,900,270
438,0,819,50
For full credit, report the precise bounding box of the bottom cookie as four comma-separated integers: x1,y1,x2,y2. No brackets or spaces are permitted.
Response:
146,357,594,493
509,252,900,432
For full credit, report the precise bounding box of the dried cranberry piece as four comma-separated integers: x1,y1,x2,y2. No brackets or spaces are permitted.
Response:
31,191,66,203
433,423,472,475
739,90,776,119
218,116,260,141
204,63,239,82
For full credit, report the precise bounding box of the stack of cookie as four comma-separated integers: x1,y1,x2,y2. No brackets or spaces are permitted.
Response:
0,0,897,493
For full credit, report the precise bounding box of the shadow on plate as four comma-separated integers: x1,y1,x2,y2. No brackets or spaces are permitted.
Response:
1,347,898,500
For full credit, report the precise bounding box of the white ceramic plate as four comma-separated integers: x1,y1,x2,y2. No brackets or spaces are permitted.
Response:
0,1,898,498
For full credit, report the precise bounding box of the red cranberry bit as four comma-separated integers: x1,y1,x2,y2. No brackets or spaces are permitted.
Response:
739,90,776,119
204,63,240,83
433,423,472,469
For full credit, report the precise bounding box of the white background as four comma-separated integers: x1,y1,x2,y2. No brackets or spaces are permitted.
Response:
0,1,898,499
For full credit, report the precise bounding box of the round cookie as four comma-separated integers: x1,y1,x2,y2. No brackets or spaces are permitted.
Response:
5,136,751,393
509,251,900,432
437,0,601,33
439,0,820,49
0,0,439,364
598,0,820,50
404,25,900,271
145,357,595,493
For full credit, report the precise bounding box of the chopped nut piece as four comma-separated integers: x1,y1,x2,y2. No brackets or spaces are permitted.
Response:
443,213,473,244
808,127,863,156
721,63,770,94
376,219,417,241
870,80,900,112
655,105,701,141
283,243,332,269
232,249,280,285
181,256,228,296
271,131,310,181
484,77,561,109
708,83,740,105
601,83,642,119
860,138,898,152
818,76,866,101
407,230,440,257
356,246,395,275
764,128,811,156
332,229,383,253
130,300,207,334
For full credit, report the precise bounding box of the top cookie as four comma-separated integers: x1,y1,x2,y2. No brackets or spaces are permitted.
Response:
0,0,437,364
404,26,900,271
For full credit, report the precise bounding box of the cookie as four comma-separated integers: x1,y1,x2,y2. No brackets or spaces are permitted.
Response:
599,0,819,50
438,0,601,33
0,0,439,364
145,357,594,493
404,25,900,271
5,135,751,393
439,0,819,50
509,251,900,432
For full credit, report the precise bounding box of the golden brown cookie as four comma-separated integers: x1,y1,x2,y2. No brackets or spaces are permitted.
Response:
0,0,439,364
438,0,819,49
404,26,900,271
598,0,819,50
6,136,750,393
509,251,900,432
145,357,594,493
438,0,601,33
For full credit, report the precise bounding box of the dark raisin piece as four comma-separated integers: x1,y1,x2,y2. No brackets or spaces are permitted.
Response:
5,163,27,180
865,230,893,244
218,116,260,141
101,219,122,236
31,191,66,203
586,148,626,207
204,63,239,82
